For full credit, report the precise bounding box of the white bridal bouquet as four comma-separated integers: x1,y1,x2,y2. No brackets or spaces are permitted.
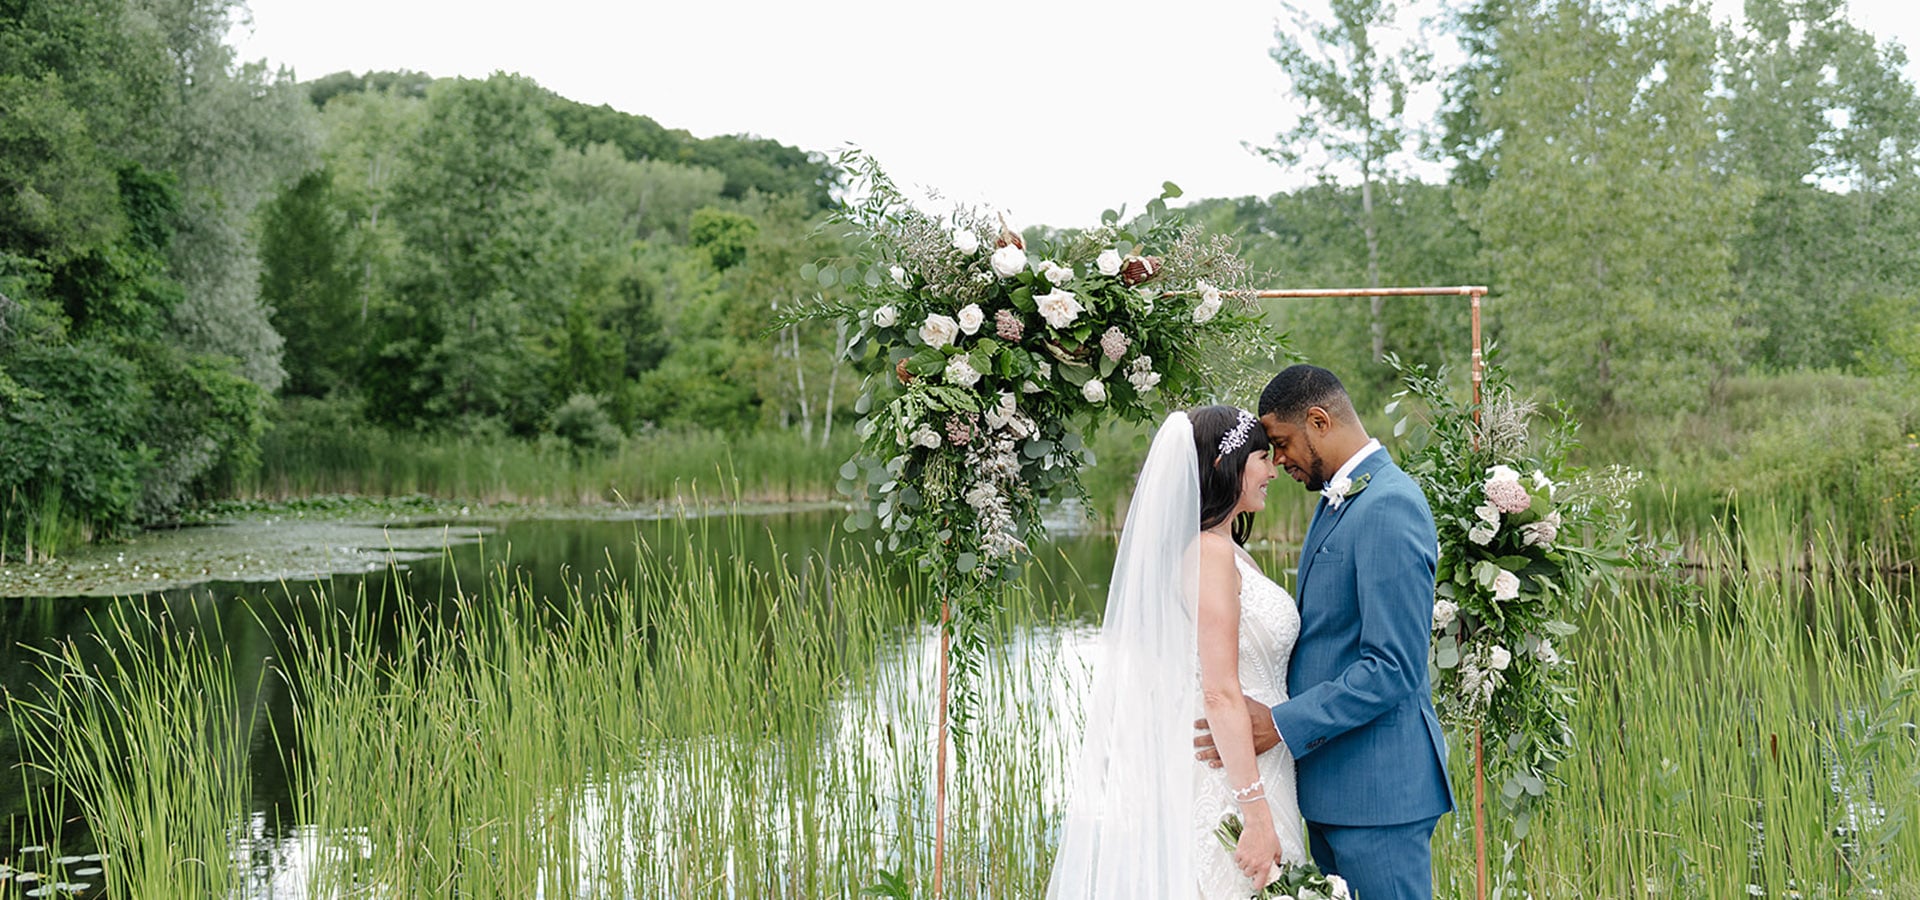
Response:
1214,815,1352,900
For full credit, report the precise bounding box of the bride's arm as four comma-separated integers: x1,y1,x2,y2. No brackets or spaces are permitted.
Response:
1196,533,1281,881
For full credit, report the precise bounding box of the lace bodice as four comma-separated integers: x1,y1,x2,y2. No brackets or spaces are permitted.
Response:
1192,553,1305,899
1229,555,1298,708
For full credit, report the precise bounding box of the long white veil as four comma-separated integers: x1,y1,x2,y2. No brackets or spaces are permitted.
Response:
1046,412,1200,899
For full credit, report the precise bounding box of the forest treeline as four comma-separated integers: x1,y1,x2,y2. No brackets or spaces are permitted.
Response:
3,0,1918,556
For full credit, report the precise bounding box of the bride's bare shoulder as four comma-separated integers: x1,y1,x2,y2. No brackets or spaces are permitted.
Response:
1195,532,1241,576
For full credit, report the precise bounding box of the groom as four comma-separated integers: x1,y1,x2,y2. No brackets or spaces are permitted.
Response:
1196,364,1453,899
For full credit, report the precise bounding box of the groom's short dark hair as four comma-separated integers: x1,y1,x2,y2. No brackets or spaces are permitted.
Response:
1259,364,1356,424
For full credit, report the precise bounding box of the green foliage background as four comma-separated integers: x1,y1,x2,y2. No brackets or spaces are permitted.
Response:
2,0,1918,563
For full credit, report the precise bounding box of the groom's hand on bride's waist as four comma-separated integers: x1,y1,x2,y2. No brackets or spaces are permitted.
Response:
1192,694,1283,768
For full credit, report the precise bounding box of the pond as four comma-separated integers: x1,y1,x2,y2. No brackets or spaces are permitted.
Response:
0,504,1152,897
2,505,1914,898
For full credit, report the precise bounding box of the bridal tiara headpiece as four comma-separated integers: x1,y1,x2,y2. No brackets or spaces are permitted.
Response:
1217,409,1258,458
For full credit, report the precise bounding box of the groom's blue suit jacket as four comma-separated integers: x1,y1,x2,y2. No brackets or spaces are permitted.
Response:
1272,449,1455,827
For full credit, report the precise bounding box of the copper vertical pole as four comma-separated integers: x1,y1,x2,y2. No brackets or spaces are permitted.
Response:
933,598,951,897
1470,287,1489,900
1470,289,1485,412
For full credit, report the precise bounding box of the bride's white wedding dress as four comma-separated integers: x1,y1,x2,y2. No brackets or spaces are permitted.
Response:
1046,413,1307,900
1192,554,1307,899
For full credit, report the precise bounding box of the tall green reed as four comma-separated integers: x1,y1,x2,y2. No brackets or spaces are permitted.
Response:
10,506,1912,897
230,419,858,506
1432,531,1919,897
7,601,255,898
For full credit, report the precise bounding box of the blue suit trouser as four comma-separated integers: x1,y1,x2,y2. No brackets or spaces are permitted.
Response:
1306,815,1442,900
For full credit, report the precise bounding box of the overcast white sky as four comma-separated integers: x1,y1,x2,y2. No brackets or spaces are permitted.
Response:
228,0,1920,228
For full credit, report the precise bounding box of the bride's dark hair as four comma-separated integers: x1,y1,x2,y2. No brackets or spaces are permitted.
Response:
1187,404,1271,545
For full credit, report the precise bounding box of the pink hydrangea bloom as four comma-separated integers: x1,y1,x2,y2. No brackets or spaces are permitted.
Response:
995,308,1024,341
945,415,976,446
1099,326,1131,361
1484,477,1531,514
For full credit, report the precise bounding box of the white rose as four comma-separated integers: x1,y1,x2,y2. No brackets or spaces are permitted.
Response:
984,392,1018,430
889,264,908,287
1192,295,1222,324
944,356,982,388
1492,568,1521,601
1468,523,1496,545
1081,379,1107,403
871,305,898,328
1475,503,1500,525
910,423,941,449
1127,367,1161,393
990,244,1027,279
1036,289,1083,328
1488,464,1521,483
1431,599,1458,632
1488,645,1513,671
956,303,985,335
919,313,959,348
1042,261,1075,285
1327,875,1352,900
1096,248,1123,277
952,228,980,254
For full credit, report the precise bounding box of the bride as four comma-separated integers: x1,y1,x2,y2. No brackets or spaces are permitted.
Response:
1047,406,1306,899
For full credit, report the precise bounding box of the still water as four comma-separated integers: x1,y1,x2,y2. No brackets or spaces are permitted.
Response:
0,506,1140,896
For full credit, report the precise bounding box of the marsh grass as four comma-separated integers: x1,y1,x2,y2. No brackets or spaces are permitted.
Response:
1432,532,1920,897
230,417,859,505
5,511,1915,897
8,601,254,898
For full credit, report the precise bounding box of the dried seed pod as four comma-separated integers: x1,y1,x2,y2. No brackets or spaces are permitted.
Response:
1119,254,1163,286
995,213,1025,250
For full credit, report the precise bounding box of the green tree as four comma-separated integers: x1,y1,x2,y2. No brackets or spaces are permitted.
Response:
1188,180,1483,392
129,0,318,394
258,168,359,397
687,207,759,271
370,72,561,431
1260,0,1431,363
1465,0,1755,413
1722,0,1920,372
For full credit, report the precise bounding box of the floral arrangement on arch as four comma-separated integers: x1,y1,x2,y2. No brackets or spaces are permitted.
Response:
794,150,1272,738
1387,353,1647,839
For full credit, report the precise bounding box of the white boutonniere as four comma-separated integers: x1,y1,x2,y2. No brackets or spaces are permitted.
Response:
1321,472,1371,509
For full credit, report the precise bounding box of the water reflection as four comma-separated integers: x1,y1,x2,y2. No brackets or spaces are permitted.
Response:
0,508,1118,896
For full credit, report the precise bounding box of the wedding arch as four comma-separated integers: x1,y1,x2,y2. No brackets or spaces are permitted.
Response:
793,157,1608,900
917,282,1503,898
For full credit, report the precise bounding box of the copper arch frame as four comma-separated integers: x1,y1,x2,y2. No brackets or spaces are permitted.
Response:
932,285,1495,900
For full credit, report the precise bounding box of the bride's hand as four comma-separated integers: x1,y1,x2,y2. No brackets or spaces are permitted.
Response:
1233,809,1284,883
